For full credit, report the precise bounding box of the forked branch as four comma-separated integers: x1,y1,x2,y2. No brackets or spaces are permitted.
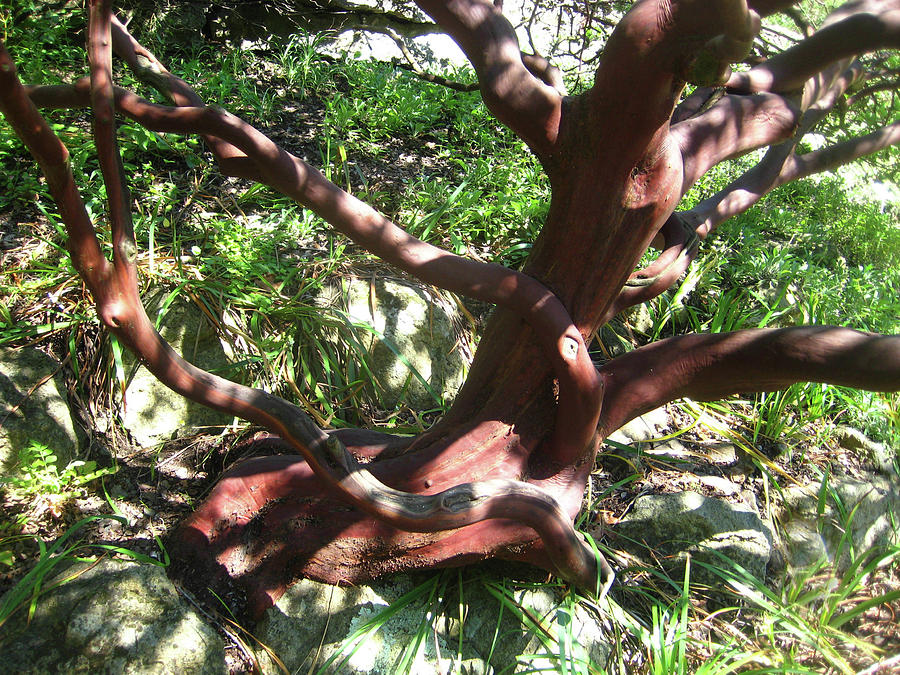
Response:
728,0,900,94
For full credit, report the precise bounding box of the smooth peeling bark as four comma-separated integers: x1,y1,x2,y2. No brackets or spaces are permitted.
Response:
172,456,566,621
161,0,703,605
672,92,800,193
588,0,759,165
8,0,900,618
5,22,609,598
604,214,700,323
412,0,563,157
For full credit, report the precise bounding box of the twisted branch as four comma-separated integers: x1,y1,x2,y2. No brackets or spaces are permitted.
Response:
728,0,900,94
611,4,893,310
411,0,563,158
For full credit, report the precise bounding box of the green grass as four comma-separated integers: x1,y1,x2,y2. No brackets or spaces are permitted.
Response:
0,514,169,630
1,5,898,673
635,159,900,450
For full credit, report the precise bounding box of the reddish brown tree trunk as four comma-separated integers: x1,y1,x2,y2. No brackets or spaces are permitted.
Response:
168,90,687,617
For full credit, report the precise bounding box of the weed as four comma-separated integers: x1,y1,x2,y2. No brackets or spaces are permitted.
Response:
1,441,116,499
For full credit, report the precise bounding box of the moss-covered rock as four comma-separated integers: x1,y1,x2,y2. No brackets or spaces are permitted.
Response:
0,559,225,674
0,346,80,474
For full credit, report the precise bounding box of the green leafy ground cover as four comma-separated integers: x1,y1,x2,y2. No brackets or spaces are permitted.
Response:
1,4,899,673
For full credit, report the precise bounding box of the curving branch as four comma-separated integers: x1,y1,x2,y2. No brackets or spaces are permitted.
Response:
597,327,900,438
728,0,900,95
847,78,900,106
88,1,134,287
670,60,873,242
604,214,700,323
672,91,800,194
613,43,881,328
109,14,248,169
23,13,604,468
781,117,900,180
412,0,563,157
25,72,602,467
679,110,900,240
581,0,761,187
672,56,864,201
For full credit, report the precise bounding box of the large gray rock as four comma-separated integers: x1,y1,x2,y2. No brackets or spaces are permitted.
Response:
457,582,611,674
0,346,80,473
0,559,225,674
315,276,469,410
252,572,610,674
833,426,896,476
615,491,774,583
120,296,234,448
606,406,669,447
780,475,900,571
253,575,473,674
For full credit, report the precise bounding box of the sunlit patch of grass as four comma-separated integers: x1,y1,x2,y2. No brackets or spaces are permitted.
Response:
644,163,900,449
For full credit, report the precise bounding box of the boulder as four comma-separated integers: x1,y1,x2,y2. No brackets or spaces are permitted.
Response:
615,491,774,584
457,582,611,674
252,572,610,674
314,276,469,410
0,559,225,674
606,406,669,447
833,426,896,476
779,475,900,571
0,346,80,473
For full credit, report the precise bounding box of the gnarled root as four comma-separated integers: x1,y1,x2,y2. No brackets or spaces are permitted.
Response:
168,429,612,620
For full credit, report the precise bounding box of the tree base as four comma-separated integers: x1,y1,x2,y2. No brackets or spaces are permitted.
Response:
167,430,587,621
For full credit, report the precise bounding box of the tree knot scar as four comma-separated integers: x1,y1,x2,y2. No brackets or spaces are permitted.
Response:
562,336,579,361
440,488,486,513
121,239,137,263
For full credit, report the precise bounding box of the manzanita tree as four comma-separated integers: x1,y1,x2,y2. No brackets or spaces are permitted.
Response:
1,0,898,618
